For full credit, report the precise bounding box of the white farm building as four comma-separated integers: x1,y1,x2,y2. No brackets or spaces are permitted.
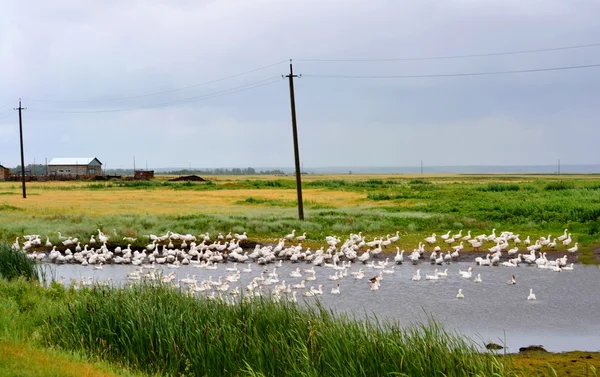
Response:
48,157,102,178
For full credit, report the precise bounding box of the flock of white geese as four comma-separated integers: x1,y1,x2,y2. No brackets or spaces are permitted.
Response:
11,227,580,303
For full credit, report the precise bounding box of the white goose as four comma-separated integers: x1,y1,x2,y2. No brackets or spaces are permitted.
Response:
461,230,472,241
292,280,305,289
394,248,404,264
474,273,482,283
425,269,439,280
459,267,473,279
567,243,578,254
527,288,536,301
289,268,302,278
424,233,437,245
330,284,341,295
284,229,296,240
456,289,464,299
557,229,569,242
411,269,421,281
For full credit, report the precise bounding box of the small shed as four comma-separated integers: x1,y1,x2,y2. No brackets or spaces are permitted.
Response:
48,157,102,178
134,170,154,180
0,164,10,181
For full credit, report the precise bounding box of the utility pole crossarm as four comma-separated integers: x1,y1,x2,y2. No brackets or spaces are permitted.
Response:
285,61,304,220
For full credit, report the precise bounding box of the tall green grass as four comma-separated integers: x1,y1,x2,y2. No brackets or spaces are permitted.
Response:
478,183,520,192
45,283,510,377
0,244,39,281
545,181,575,191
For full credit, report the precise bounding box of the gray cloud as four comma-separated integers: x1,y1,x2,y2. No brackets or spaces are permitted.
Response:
1,0,599,169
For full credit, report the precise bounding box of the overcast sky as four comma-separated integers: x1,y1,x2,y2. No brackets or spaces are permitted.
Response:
1,0,599,170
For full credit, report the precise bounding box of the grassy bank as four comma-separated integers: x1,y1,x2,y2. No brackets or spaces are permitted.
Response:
0,279,506,376
0,339,147,377
0,246,149,377
0,175,598,261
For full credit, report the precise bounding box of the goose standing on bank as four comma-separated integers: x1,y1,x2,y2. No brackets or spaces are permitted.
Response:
557,228,569,242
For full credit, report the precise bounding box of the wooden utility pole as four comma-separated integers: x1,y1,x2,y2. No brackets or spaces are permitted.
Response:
14,100,26,198
558,159,561,175
285,60,304,220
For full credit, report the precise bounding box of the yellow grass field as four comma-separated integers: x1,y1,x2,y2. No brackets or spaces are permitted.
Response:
0,184,366,217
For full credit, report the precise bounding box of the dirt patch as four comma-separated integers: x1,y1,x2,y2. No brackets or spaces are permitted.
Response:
168,175,206,182
594,247,600,264
519,345,548,353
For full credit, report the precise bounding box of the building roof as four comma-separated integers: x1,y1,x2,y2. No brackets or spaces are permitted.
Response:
48,158,102,166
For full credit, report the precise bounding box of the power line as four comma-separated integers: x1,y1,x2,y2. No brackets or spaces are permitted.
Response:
0,109,16,120
26,60,288,104
30,77,283,114
303,63,600,79
0,99,16,110
296,42,600,62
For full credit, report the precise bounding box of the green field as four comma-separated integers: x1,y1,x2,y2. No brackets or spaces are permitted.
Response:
1,174,598,262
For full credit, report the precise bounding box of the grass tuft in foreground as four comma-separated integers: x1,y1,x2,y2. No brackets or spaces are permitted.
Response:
0,243,40,281
45,283,509,377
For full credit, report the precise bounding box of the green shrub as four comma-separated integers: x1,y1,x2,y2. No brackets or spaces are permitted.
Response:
409,179,432,185
367,192,392,201
545,181,575,191
478,183,520,192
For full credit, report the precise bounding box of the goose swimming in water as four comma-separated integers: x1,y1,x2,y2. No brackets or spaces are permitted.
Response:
330,284,341,295
507,275,516,285
527,288,536,300
456,289,464,299
411,269,421,281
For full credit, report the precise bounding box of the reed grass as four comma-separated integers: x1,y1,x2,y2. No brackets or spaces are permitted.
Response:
0,243,40,281
45,283,511,377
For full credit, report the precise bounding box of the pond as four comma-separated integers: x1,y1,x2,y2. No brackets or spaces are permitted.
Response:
45,260,600,353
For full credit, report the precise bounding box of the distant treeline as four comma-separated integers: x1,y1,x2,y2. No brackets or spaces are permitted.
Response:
6,164,287,176
102,168,287,176
10,164,47,175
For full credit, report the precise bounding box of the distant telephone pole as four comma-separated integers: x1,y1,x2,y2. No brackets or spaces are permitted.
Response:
421,160,423,175
285,60,304,220
14,99,27,198
558,159,561,175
